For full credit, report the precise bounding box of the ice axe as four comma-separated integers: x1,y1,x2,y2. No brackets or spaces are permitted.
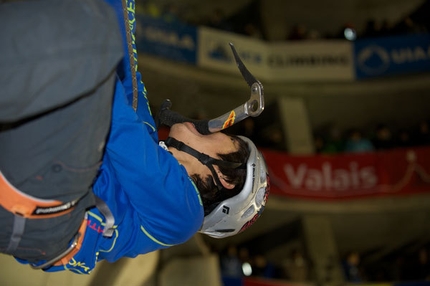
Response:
156,43,264,135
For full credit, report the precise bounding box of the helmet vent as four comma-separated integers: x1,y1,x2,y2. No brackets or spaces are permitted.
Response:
241,205,255,219
255,188,265,207
215,229,235,233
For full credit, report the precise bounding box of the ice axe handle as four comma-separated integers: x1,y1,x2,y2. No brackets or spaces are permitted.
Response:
157,100,211,135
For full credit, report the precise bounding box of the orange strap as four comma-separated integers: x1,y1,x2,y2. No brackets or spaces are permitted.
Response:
53,217,87,267
0,171,76,219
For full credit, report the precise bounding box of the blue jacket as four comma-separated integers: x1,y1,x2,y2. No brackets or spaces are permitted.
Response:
44,0,204,274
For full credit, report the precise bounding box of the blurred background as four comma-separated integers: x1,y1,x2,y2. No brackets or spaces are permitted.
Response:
135,0,430,285
1,0,430,285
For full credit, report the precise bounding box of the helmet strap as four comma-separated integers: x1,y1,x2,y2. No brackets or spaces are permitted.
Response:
165,137,243,190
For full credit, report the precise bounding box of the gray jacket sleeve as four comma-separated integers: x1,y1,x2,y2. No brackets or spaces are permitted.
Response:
0,0,124,122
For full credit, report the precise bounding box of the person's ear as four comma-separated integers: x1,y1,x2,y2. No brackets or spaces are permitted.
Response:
220,176,235,189
214,171,235,190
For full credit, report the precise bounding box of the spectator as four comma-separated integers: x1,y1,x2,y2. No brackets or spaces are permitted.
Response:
282,248,309,282
393,254,408,281
287,24,308,40
313,133,325,154
362,19,380,38
206,8,233,32
392,16,426,36
414,120,430,146
410,247,430,280
372,124,395,150
220,244,243,278
239,246,252,266
307,28,322,40
259,124,285,151
379,19,393,37
396,129,414,148
235,118,259,145
161,3,181,24
252,254,276,279
243,22,264,39
322,125,344,154
344,128,374,153
342,251,364,282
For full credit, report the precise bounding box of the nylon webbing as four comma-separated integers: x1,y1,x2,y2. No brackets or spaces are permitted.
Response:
95,195,115,237
5,215,26,254
164,137,244,191
165,137,243,169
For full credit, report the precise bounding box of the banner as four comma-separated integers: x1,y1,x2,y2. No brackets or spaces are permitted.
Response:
135,16,430,81
197,27,268,79
135,15,430,81
136,15,197,64
197,27,355,82
262,147,430,200
267,41,354,81
354,33,430,79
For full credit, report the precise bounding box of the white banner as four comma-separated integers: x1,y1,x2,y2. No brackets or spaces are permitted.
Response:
197,27,269,79
267,41,354,81
197,27,354,82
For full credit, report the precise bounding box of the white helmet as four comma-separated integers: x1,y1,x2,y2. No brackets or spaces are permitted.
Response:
199,136,270,238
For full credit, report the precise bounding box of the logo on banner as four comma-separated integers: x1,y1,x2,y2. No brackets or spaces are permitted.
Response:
357,42,430,76
284,162,378,191
207,43,233,62
206,42,262,64
267,53,349,68
142,27,195,50
357,45,390,75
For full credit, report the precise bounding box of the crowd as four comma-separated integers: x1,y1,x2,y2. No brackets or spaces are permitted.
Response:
217,244,309,282
230,118,430,154
286,15,428,41
136,0,266,39
342,246,430,282
136,0,428,42
215,243,430,283
313,120,430,155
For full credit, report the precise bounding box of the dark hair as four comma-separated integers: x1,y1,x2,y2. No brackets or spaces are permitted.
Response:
191,135,250,216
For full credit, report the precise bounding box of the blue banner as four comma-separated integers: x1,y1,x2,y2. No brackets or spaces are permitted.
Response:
354,33,430,79
136,15,197,64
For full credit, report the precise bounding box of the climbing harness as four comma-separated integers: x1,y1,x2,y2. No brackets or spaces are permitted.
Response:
0,171,114,269
31,215,87,270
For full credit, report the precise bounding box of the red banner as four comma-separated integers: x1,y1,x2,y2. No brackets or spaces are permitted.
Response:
261,147,430,200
